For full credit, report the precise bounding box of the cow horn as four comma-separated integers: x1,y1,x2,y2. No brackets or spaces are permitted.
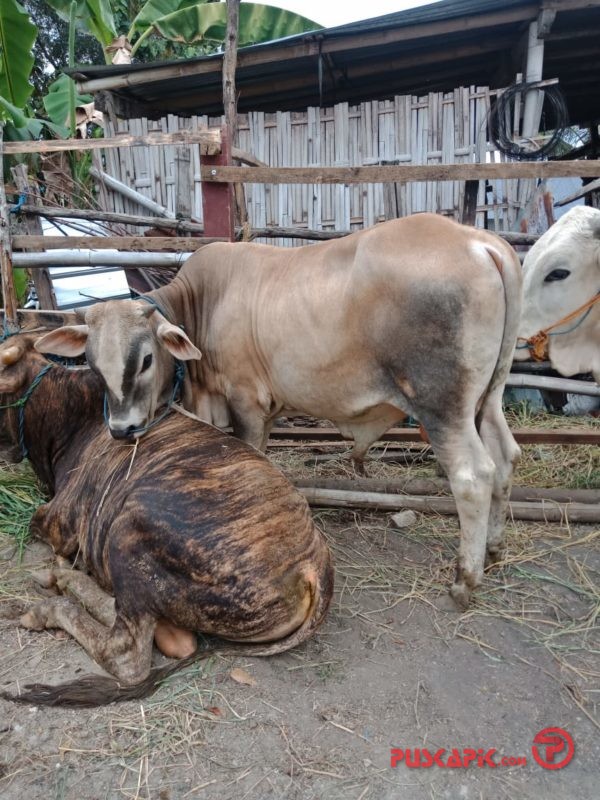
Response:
0,345,23,366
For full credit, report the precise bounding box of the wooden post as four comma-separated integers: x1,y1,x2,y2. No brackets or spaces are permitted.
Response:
223,0,248,229
201,124,235,241
0,125,19,333
11,165,57,310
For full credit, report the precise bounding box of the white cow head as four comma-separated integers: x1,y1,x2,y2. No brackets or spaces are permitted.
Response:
35,300,201,439
515,206,600,383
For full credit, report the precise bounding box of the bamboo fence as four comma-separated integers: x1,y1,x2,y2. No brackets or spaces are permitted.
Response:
102,86,538,243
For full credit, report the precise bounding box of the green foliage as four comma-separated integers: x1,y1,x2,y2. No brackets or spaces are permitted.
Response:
23,1,104,102
0,464,45,561
43,73,93,133
44,0,117,51
0,0,37,122
132,2,321,54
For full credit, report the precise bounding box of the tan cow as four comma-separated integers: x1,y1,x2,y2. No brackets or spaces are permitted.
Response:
37,213,523,607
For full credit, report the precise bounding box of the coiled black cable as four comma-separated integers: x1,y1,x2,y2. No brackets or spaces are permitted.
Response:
488,81,570,160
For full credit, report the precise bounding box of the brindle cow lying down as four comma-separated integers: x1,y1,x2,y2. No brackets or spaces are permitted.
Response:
0,333,333,707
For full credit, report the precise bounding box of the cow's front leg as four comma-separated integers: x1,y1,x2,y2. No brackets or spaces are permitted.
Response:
228,390,269,450
29,503,78,558
20,598,155,685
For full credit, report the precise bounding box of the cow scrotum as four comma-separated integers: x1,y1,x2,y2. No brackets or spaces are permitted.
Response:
37,213,523,607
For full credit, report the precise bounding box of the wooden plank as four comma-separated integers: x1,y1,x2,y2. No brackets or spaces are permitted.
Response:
200,160,600,184
11,235,224,252
268,426,600,445
3,129,222,156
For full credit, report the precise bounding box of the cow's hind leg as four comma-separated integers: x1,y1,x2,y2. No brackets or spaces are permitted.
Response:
478,386,521,564
425,420,495,608
21,599,154,685
37,567,118,626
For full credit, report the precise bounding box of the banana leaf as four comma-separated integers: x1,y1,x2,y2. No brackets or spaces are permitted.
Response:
132,1,321,48
0,0,37,118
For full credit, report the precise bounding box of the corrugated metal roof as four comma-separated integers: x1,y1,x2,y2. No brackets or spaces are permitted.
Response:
70,0,600,126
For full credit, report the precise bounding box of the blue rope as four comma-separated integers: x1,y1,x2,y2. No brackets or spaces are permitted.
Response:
10,194,27,214
103,359,185,437
0,363,54,458
133,292,186,332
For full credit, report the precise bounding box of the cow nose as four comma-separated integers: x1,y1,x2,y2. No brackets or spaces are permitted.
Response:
109,425,137,441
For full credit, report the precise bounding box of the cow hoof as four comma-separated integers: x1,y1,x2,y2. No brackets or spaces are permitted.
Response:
449,583,472,610
485,547,505,568
29,569,57,590
20,604,50,631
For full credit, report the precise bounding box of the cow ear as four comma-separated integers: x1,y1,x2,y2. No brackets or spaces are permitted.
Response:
156,322,202,361
35,325,89,356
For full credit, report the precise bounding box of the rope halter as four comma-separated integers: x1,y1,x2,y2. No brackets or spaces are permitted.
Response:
515,290,600,361
0,363,54,458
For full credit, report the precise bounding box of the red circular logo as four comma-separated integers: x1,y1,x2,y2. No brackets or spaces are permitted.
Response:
532,727,575,770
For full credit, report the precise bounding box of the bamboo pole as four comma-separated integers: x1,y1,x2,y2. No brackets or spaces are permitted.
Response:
12,251,193,268
11,235,223,252
89,167,176,218
506,374,600,397
16,205,543,245
293,476,600,505
0,125,19,333
299,487,600,523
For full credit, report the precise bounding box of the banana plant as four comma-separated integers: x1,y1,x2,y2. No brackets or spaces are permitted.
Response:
0,0,37,126
45,0,321,63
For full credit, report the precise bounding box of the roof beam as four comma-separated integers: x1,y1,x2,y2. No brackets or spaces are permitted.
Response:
76,5,539,95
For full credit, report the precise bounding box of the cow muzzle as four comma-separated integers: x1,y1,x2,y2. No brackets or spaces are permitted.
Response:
109,423,144,441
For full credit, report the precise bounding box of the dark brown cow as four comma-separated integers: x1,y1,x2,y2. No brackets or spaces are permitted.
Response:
0,333,333,706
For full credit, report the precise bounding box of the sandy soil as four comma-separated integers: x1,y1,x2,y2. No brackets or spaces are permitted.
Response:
0,445,599,800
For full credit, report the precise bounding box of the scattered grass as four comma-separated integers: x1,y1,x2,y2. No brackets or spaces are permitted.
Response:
0,462,45,561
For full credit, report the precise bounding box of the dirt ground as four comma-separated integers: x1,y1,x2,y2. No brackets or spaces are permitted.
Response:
0,431,599,800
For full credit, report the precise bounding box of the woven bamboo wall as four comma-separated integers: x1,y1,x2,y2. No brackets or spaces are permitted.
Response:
101,86,535,242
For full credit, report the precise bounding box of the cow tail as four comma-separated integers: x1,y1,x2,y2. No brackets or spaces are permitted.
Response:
483,242,523,395
2,553,334,709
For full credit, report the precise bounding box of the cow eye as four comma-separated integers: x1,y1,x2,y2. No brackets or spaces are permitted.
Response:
140,353,153,373
544,268,571,283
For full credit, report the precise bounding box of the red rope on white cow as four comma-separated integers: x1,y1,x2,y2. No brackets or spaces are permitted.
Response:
516,291,600,361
